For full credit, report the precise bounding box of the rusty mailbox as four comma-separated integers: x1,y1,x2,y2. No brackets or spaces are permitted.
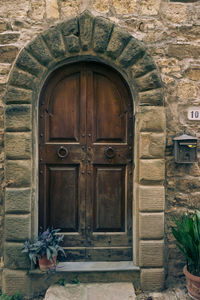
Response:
173,134,198,163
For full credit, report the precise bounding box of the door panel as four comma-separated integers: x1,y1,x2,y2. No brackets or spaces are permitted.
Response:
48,165,79,231
93,73,126,143
49,73,81,142
94,166,125,232
39,62,133,261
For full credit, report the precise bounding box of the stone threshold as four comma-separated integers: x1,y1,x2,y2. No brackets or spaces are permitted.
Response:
29,261,140,274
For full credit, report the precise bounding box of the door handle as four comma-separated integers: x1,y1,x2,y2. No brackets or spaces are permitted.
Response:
57,146,69,159
104,146,116,159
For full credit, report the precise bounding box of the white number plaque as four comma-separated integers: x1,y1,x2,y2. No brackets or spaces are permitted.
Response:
188,107,200,120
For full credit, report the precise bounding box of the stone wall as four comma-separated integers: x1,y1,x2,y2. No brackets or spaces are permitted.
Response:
0,0,200,291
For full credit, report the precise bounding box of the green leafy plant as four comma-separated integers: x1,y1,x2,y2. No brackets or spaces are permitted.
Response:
57,278,67,286
171,210,200,276
0,291,23,300
22,227,65,265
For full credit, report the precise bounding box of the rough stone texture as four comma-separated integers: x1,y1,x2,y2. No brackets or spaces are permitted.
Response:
93,0,110,13
45,283,136,300
139,159,165,183
4,242,30,269
42,28,66,58
0,46,19,63
93,17,113,53
185,66,200,81
5,132,32,159
138,89,163,106
106,26,131,59
139,212,164,239
4,87,33,104
139,240,164,267
139,133,165,158
9,69,36,90
2,269,30,296
46,0,59,19
119,38,145,67
16,50,45,77
79,11,94,51
138,107,166,133
5,160,31,187
139,185,165,212
5,188,31,213
113,0,137,14
61,0,79,18
135,70,162,92
5,105,31,131
140,268,165,291
4,214,31,241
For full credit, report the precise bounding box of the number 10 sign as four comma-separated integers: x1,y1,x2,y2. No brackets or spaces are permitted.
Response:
188,107,200,120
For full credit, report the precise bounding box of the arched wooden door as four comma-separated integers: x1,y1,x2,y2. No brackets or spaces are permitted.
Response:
39,62,133,261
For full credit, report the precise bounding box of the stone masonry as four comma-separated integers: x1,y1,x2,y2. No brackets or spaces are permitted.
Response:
0,0,199,297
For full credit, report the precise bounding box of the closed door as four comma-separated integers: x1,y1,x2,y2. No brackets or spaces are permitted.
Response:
39,62,133,261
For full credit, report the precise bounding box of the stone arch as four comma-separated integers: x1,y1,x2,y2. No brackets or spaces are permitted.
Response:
3,11,166,295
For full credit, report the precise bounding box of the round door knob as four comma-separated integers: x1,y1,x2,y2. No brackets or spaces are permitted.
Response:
104,146,116,159
57,146,69,159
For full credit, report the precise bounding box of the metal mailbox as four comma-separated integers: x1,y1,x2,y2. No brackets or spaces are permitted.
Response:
173,134,198,164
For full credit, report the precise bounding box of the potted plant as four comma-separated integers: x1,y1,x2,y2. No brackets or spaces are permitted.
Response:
171,210,200,300
22,227,65,271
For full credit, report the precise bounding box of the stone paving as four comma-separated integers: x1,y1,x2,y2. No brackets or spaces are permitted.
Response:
43,283,192,300
136,286,191,300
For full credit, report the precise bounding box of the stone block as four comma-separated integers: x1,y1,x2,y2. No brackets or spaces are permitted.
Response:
28,35,53,67
139,240,164,267
5,214,31,241
4,86,32,104
132,54,156,78
5,188,31,213
46,0,59,19
79,11,94,51
168,44,200,59
65,36,80,53
43,28,65,58
138,107,166,133
0,33,19,44
9,68,36,90
141,268,165,291
185,66,200,81
0,46,18,63
93,17,113,53
106,26,131,59
61,0,79,18
93,0,110,13
139,185,165,212
139,0,160,16
139,159,165,183
119,38,145,68
16,49,44,77
113,0,137,14
31,0,45,20
6,132,31,159
5,105,31,131
139,133,165,158
60,18,79,37
2,269,31,296
4,242,30,269
177,81,198,99
5,160,31,187
138,89,164,106
135,70,162,92
139,213,164,239
0,21,7,33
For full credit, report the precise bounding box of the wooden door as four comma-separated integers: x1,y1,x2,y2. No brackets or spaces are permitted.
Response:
39,62,133,261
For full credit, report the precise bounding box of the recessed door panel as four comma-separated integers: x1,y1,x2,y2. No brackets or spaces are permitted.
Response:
48,165,79,231
93,73,126,143
49,73,80,142
94,166,125,232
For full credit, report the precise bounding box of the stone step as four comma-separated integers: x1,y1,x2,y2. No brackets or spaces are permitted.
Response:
44,282,136,300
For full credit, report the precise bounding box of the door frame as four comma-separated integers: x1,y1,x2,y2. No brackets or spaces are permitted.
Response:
4,11,166,293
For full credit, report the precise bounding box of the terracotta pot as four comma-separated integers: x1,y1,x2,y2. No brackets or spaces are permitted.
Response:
38,254,57,271
183,265,200,300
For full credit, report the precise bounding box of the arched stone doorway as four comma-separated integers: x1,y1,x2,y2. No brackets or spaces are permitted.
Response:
3,11,166,296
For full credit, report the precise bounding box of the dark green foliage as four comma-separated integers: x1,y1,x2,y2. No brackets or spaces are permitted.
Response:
0,291,23,300
22,227,65,265
171,210,200,276
71,276,80,284
57,278,66,286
